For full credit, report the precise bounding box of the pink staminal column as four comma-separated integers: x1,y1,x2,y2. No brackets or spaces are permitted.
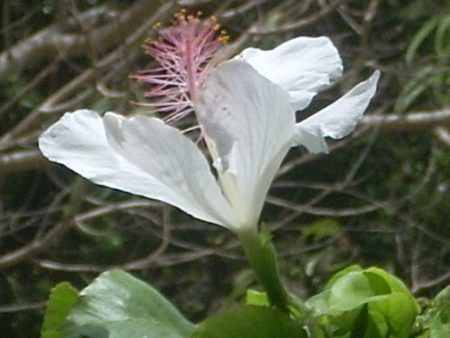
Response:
135,10,229,123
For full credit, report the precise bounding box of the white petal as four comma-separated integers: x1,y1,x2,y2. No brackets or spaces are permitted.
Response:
236,36,343,110
197,60,295,228
293,71,380,153
292,127,329,154
39,110,237,228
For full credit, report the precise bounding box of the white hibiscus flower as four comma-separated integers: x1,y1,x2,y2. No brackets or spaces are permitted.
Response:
39,14,379,234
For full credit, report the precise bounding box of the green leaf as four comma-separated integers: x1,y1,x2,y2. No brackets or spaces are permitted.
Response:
41,282,79,338
406,17,439,64
365,267,421,335
432,285,450,323
307,266,419,338
365,268,411,295
373,292,418,338
429,315,450,338
364,308,389,338
394,64,441,113
67,269,194,338
349,304,369,338
324,265,363,289
328,271,390,312
190,305,307,338
418,286,450,338
246,289,270,307
435,15,450,57
301,219,342,241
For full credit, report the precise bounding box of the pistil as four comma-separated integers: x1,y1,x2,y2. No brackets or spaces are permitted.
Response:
134,10,229,123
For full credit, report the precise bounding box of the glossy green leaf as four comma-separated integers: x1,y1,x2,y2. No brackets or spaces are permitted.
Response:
362,308,389,338
307,266,419,338
365,267,420,335
67,269,194,338
41,282,79,338
365,268,410,295
324,265,362,289
190,305,307,338
328,270,390,312
372,292,418,338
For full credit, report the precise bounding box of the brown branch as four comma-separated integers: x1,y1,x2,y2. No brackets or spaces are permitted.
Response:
0,302,45,314
434,126,450,147
2,108,450,176
360,107,450,131
221,0,266,20
0,1,176,149
0,149,45,175
412,270,450,293
267,195,382,216
0,61,58,122
0,217,73,270
0,0,172,81
250,0,347,35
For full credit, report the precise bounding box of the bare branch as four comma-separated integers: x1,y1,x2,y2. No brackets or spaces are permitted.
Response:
434,126,450,147
250,0,347,35
0,149,45,175
361,107,450,131
0,217,73,270
0,1,176,149
0,0,173,80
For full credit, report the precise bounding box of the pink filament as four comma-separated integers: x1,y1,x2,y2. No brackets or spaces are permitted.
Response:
135,12,227,123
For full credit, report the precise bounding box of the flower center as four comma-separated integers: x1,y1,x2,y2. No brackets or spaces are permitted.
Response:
134,10,229,123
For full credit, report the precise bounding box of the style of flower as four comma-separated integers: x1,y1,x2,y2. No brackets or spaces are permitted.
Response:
134,10,229,123
39,14,379,234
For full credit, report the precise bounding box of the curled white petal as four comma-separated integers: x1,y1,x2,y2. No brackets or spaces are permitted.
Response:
236,36,343,110
39,109,238,229
293,70,380,153
197,60,295,228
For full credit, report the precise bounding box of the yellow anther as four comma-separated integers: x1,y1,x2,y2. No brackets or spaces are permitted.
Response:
218,35,230,44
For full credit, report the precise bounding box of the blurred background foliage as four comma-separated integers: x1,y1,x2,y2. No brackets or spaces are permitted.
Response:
0,0,449,337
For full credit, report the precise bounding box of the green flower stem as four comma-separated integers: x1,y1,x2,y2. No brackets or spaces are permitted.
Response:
237,227,291,313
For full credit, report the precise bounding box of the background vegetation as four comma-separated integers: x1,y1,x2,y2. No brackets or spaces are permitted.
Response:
0,0,449,337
